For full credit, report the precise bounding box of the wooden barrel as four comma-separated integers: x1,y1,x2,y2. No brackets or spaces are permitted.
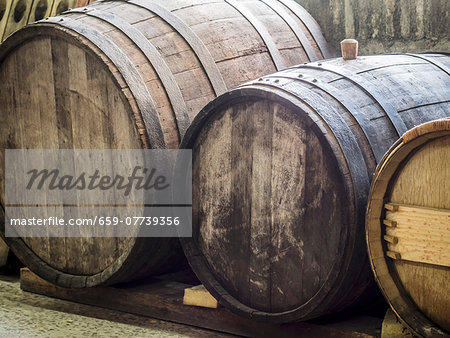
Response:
180,54,450,322
0,0,331,288
366,119,450,337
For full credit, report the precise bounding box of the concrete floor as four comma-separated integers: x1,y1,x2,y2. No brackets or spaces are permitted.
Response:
0,275,231,338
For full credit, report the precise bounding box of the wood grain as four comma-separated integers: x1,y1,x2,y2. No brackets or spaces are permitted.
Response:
384,203,450,267
0,0,331,287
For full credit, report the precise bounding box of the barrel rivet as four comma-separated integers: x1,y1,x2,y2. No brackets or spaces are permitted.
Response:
312,79,317,83
298,74,303,78
318,63,322,66
341,39,358,60
274,79,280,83
258,78,263,81
59,19,64,22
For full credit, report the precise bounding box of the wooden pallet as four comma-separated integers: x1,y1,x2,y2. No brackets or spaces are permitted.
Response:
20,268,382,337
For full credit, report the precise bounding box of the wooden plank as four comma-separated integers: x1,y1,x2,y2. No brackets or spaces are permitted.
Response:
276,0,333,58
72,7,190,140
385,203,450,267
249,100,272,309
405,54,450,76
269,72,384,162
296,63,409,137
20,268,381,338
128,0,228,96
259,0,318,62
224,0,285,70
401,118,449,143
383,235,398,245
382,219,397,228
384,203,398,212
46,15,166,148
183,285,218,309
386,251,401,260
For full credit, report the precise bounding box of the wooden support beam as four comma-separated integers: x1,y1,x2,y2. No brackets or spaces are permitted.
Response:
384,203,399,212
183,285,218,309
19,268,382,337
384,203,450,267
384,235,398,244
383,219,397,228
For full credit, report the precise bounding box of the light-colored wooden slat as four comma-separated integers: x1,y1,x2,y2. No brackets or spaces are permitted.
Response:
383,235,398,244
384,203,398,212
383,219,397,227
386,251,401,260
384,203,450,267
183,285,218,309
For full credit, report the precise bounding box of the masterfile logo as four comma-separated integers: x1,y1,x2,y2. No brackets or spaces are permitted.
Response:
4,149,192,238
26,166,170,196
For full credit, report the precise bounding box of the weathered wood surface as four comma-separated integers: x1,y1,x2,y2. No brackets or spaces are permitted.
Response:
20,268,382,338
366,119,450,337
180,54,450,323
0,0,331,288
183,284,218,309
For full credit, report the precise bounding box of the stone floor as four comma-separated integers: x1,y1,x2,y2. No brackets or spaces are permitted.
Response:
0,275,231,338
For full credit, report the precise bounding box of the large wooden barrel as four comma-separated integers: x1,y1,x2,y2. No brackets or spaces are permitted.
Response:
0,0,332,288
179,53,450,322
366,119,450,337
